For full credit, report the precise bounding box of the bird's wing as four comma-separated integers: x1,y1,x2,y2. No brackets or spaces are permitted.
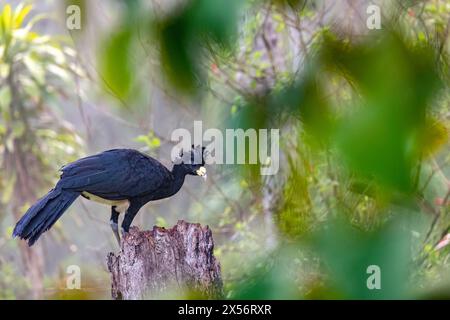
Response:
59,149,172,199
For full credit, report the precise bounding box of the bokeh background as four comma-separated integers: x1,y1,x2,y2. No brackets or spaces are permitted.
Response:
0,0,449,299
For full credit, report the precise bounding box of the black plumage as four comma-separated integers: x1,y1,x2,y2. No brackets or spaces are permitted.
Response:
13,146,207,246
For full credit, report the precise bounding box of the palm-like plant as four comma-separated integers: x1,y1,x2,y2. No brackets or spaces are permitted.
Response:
0,3,83,298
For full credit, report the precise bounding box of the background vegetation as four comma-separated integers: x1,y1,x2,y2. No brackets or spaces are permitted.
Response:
0,0,449,299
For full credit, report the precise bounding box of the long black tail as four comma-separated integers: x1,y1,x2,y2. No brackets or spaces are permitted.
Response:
13,188,79,246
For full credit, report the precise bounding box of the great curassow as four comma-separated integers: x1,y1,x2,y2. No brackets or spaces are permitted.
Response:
13,145,207,246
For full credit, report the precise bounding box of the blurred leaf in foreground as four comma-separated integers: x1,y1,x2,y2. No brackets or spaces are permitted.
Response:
321,32,443,193
231,214,414,299
309,215,413,299
99,25,133,101
157,0,242,93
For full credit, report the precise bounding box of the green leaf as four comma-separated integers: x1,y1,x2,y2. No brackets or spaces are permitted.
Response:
310,216,413,299
99,25,133,100
321,32,442,192
23,54,45,84
13,4,32,29
2,4,12,32
134,131,161,150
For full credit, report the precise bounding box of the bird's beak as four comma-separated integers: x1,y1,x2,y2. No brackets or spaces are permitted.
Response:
196,166,207,181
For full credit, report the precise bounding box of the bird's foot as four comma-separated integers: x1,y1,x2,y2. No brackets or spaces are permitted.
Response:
110,220,120,246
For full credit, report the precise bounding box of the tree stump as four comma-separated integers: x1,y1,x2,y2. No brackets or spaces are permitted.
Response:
106,220,223,300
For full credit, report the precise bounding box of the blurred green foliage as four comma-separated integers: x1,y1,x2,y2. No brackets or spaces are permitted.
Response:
309,216,412,299
134,130,161,155
0,3,84,299
0,3,83,202
324,33,442,193
99,26,134,100
1,0,449,300
0,261,30,299
94,0,450,300
99,0,242,96
214,1,449,299
158,0,241,92
231,215,415,299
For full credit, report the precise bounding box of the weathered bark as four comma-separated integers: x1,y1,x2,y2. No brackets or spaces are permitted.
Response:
107,220,223,300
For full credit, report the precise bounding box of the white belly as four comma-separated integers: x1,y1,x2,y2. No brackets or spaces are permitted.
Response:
82,192,130,213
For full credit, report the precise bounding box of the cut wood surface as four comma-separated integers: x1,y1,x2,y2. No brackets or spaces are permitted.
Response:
107,220,223,299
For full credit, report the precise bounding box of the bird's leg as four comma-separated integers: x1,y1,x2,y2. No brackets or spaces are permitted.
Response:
110,206,121,245
121,202,141,236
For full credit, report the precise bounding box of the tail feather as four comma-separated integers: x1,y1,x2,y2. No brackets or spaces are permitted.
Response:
13,188,78,246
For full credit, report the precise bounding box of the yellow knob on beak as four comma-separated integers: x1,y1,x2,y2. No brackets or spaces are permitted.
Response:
196,166,207,181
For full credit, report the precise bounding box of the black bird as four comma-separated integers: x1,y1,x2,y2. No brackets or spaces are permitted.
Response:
13,145,207,246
